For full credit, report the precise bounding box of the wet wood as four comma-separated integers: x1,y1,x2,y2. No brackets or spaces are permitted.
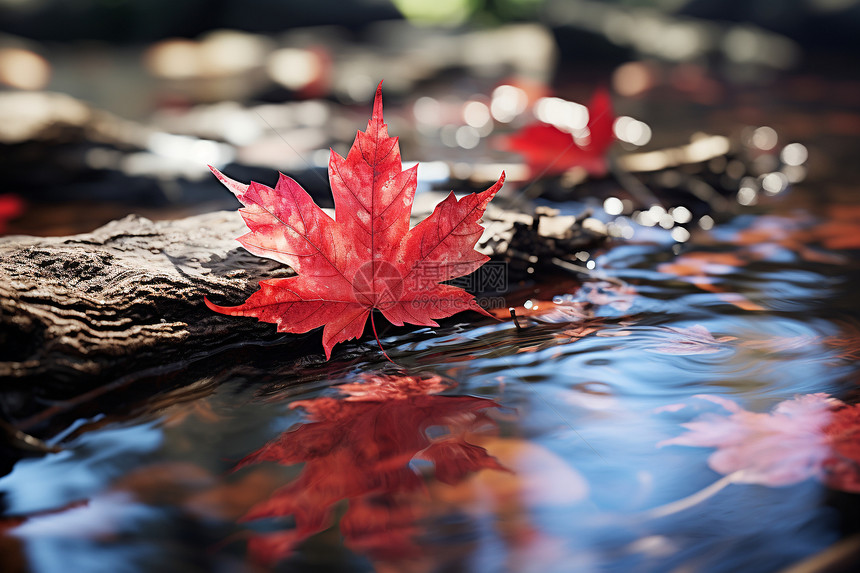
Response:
0,212,290,393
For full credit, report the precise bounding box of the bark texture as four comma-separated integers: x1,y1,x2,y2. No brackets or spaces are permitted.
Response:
1,212,291,392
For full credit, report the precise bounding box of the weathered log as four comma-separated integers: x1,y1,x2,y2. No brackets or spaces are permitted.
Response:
0,203,606,428
0,211,290,392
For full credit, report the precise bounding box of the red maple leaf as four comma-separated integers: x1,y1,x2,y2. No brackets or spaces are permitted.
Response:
501,88,615,178
206,82,505,359
659,393,860,492
232,374,506,565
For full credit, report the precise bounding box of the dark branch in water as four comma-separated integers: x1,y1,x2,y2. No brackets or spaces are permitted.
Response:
509,307,524,331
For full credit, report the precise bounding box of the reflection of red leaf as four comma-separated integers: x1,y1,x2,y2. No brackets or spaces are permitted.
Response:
501,88,615,177
246,531,305,567
206,82,504,359
420,439,507,484
659,393,860,492
234,374,505,565
338,496,421,560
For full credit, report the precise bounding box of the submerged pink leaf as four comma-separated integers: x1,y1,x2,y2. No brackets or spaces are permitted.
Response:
659,393,860,491
647,325,737,355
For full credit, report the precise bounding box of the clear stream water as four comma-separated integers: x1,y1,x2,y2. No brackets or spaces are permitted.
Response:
3,198,860,573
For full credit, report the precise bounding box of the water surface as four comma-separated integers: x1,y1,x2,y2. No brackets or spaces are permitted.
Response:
3,201,860,573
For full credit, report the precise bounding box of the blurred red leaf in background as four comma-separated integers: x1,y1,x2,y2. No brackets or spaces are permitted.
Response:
0,194,24,234
500,88,615,178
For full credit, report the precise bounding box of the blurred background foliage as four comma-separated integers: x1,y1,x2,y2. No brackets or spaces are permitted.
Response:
0,0,858,235
2,0,858,45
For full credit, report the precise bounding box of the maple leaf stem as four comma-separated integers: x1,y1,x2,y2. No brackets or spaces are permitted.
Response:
370,311,394,363
509,307,524,331
640,470,746,520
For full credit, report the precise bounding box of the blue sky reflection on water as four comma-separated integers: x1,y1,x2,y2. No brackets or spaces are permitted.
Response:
1,421,163,514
